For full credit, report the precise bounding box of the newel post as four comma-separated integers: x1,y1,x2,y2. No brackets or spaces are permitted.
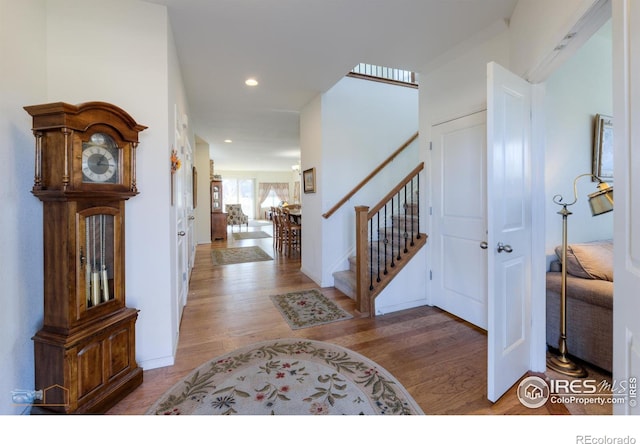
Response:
355,205,370,316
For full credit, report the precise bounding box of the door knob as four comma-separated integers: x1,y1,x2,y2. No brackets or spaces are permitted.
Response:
178,231,186,236
497,242,513,253
480,241,488,249
189,216,195,220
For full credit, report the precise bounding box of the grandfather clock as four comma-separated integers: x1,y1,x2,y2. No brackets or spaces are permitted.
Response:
24,101,146,413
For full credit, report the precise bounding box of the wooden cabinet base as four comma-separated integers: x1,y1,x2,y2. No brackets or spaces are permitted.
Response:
211,212,228,240
32,308,142,414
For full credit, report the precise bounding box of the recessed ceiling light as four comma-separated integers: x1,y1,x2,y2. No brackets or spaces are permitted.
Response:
224,139,232,143
245,78,258,86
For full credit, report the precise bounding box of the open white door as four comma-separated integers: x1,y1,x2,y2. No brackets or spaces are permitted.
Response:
486,62,533,402
612,0,640,415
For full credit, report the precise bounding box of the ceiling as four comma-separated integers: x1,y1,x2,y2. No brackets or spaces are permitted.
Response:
142,0,519,172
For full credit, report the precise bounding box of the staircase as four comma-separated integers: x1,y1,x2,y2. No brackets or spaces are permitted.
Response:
333,202,427,305
322,132,426,317
328,159,427,316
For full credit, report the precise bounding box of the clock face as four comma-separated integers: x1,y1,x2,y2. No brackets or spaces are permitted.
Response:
82,133,119,183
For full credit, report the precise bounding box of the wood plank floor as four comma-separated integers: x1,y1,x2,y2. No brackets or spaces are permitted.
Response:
107,223,610,416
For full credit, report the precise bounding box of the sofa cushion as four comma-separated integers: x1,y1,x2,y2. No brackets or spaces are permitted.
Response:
546,272,613,309
555,240,613,281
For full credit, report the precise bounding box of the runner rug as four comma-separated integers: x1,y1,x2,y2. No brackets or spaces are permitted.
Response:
232,230,271,240
270,289,353,330
146,338,424,415
211,246,272,266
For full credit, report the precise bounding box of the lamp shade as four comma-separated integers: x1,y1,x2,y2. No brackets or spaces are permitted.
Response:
588,182,614,216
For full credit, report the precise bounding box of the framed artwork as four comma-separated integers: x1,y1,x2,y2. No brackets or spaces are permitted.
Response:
592,114,613,181
303,167,316,193
192,166,198,209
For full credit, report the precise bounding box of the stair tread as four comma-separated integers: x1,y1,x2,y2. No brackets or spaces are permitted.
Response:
333,269,356,280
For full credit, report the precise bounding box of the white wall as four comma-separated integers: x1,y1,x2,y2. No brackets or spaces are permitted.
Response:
0,0,47,415
374,247,428,315
195,137,212,244
544,21,613,264
46,0,176,370
420,30,510,140
300,76,419,290
300,95,324,283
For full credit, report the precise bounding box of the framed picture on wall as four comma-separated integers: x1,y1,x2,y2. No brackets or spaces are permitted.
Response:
192,166,198,209
303,167,316,193
592,114,613,181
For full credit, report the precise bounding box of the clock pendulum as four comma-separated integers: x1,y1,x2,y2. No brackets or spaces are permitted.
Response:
101,214,110,303
85,224,90,307
91,216,101,307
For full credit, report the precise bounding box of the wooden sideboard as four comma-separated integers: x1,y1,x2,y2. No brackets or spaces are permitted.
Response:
211,212,228,240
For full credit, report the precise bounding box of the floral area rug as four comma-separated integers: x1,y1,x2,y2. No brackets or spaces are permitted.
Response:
211,246,272,266
270,289,352,330
146,339,424,415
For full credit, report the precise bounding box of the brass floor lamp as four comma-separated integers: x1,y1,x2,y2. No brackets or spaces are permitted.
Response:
547,173,614,378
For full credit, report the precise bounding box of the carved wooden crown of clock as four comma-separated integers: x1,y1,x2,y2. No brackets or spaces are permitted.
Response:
24,101,147,198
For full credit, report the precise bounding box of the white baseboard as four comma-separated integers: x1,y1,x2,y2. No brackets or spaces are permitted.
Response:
138,354,175,371
375,299,428,316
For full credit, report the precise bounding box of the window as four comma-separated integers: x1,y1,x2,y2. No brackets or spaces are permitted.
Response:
261,189,281,208
222,178,255,219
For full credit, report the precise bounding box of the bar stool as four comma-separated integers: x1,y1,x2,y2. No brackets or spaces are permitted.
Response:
281,208,301,256
273,207,285,252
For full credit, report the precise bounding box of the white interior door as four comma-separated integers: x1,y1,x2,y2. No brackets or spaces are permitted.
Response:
431,111,488,329
175,129,189,326
486,61,533,402
177,179,187,307
184,139,196,278
612,0,640,415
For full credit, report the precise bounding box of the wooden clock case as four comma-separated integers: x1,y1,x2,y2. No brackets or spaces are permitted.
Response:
24,101,147,414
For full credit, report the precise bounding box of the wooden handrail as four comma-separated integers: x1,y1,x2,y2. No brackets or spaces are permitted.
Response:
322,132,419,219
367,162,424,218
346,73,419,89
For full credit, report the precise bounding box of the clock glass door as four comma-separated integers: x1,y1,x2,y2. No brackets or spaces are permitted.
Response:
82,213,115,308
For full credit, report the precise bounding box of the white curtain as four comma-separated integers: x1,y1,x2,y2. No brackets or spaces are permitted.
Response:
258,182,272,207
272,183,290,203
258,182,290,205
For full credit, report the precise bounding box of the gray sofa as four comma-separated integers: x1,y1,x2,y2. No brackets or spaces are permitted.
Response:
546,240,613,373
